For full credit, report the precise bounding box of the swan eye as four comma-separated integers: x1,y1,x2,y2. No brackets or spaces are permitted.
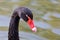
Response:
21,13,28,22
26,15,28,17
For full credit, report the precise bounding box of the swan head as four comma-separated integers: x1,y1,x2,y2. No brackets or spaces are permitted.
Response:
20,7,37,32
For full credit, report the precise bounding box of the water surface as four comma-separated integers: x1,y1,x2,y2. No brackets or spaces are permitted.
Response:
0,31,48,40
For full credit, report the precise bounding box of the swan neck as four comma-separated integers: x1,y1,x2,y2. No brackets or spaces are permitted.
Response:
8,14,20,40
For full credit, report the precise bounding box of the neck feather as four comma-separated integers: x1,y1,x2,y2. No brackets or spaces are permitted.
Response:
8,13,20,40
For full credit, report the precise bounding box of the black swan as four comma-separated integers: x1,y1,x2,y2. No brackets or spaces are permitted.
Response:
8,7,37,40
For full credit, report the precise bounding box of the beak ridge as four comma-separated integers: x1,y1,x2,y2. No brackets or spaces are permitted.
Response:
27,17,37,32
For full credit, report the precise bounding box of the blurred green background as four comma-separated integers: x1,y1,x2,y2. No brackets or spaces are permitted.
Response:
0,0,60,40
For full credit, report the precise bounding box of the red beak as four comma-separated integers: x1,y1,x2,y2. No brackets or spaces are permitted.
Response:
27,19,34,29
27,17,37,32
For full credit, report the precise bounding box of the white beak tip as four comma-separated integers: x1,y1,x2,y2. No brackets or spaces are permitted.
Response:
32,27,37,32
